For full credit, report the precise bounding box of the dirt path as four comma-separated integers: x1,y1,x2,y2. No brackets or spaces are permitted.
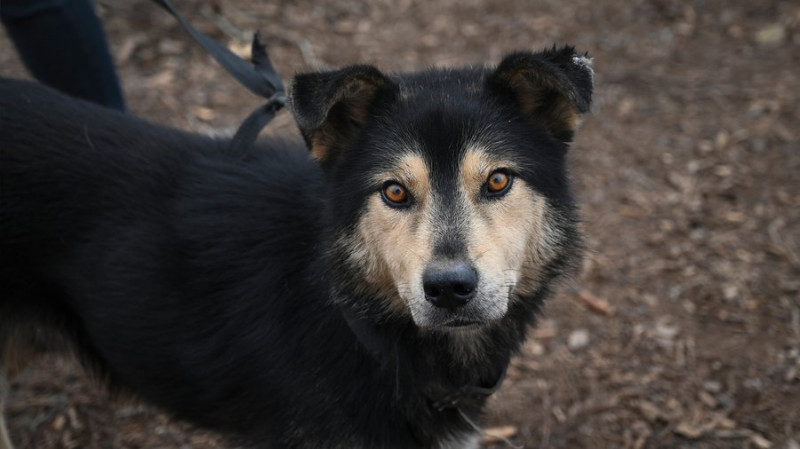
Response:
2,0,798,447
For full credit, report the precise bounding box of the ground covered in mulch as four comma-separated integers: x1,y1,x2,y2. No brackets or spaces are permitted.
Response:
2,0,798,447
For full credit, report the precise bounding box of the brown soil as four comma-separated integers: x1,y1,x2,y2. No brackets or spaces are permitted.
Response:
2,0,798,448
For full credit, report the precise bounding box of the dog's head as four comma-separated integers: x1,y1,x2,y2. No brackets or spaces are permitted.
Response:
290,47,592,330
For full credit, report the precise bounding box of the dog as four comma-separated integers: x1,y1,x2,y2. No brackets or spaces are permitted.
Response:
0,46,592,448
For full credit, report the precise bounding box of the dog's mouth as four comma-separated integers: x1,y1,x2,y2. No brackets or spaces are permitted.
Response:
443,319,482,328
406,288,512,330
423,317,490,332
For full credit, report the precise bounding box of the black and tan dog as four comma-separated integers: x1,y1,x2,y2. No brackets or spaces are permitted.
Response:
0,46,592,448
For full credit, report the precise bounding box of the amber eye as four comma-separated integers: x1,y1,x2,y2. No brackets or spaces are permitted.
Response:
381,181,409,207
486,170,513,196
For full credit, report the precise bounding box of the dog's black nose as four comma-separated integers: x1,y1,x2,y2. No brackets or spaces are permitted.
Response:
423,262,478,309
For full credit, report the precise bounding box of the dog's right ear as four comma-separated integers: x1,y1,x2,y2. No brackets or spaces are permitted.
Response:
290,66,397,163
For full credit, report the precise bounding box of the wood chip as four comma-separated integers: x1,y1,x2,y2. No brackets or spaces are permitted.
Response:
552,406,567,423
754,24,786,45
575,289,614,315
674,422,704,439
146,71,174,88
634,400,661,423
750,433,772,449
116,34,147,65
481,425,518,444
68,406,83,431
193,106,216,122
698,391,717,408
52,414,66,431
532,327,557,339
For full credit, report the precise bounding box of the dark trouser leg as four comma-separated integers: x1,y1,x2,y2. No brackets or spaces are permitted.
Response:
1,0,126,111
0,365,11,449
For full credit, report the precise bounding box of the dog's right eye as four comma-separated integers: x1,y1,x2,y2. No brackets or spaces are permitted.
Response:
381,181,410,207
484,169,514,198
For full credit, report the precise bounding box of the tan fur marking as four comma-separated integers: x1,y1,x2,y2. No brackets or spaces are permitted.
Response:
367,153,431,201
505,72,541,113
309,80,383,162
552,98,581,133
309,121,343,161
460,147,554,302
459,150,493,197
341,80,376,124
344,154,434,315
503,71,581,138
309,143,329,161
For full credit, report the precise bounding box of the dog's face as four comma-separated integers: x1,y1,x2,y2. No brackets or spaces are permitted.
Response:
291,47,592,330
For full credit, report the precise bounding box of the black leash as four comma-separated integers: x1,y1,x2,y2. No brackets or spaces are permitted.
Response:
153,0,286,158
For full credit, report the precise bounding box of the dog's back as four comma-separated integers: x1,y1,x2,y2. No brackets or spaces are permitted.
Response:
2,80,204,321
0,79,335,439
0,79,322,317
1,79,184,366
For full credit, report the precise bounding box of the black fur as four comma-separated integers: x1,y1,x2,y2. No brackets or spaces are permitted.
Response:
1,47,591,448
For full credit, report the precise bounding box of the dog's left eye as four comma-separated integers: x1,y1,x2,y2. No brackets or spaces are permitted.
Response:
381,181,410,207
485,170,513,197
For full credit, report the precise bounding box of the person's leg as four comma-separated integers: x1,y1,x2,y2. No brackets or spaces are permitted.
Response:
0,359,12,449
1,0,126,111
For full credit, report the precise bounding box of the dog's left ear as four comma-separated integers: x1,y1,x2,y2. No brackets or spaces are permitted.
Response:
290,65,398,163
488,46,593,142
